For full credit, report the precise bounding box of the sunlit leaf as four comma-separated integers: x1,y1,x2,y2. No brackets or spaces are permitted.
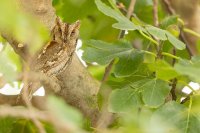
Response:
95,0,139,30
0,0,49,54
0,52,17,82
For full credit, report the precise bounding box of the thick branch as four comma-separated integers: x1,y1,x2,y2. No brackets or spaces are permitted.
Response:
1,0,102,126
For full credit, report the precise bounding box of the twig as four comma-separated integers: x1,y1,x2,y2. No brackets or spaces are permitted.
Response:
171,48,176,66
102,60,115,82
170,45,177,101
162,0,175,14
153,0,159,27
102,0,136,82
126,0,136,18
180,31,193,57
170,78,177,101
153,0,163,60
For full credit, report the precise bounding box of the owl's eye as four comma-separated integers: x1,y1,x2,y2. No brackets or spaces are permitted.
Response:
70,29,76,37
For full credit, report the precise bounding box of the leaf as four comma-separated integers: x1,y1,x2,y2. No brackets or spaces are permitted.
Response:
95,0,139,30
146,26,167,40
141,79,170,107
166,25,180,38
166,31,186,50
175,56,200,82
160,15,178,29
83,40,144,77
83,40,132,65
114,51,144,77
0,117,15,133
11,120,37,133
108,88,141,113
148,60,179,80
0,51,17,82
0,0,49,54
145,25,185,50
47,96,83,129
153,101,200,133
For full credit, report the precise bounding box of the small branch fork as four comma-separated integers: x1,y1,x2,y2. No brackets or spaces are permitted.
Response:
102,0,136,82
162,0,194,57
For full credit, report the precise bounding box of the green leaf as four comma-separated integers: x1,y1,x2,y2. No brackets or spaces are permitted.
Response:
0,117,15,133
95,0,139,30
175,56,200,82
154,101,200,133
146,26,167,40
83,40,144,77
141,79,170,107
0,51,17,82
114,51,144,77
0,0,49,54
47,96,83,128
11,120,37,133
166,25,180,38
145,25,185,50
148,60,179,80
108,88,141,113
83,40,132,65
160,15,178,29
166,32,186,50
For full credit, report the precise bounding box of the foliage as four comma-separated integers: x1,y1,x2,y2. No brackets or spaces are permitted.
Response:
1,0,200,133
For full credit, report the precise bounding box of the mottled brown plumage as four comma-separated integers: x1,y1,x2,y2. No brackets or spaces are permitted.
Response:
27,17,80,97
34,17,80,76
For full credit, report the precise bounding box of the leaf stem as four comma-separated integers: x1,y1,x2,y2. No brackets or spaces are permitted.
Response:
161,52,180,60
185,96,193,133
139,30,159,46
141,50,156,57
183,28,200,38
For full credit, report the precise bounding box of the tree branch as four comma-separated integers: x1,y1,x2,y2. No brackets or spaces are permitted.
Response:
1,0,102,126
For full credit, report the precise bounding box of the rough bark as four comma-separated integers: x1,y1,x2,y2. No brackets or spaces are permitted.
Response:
0,0,101,126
